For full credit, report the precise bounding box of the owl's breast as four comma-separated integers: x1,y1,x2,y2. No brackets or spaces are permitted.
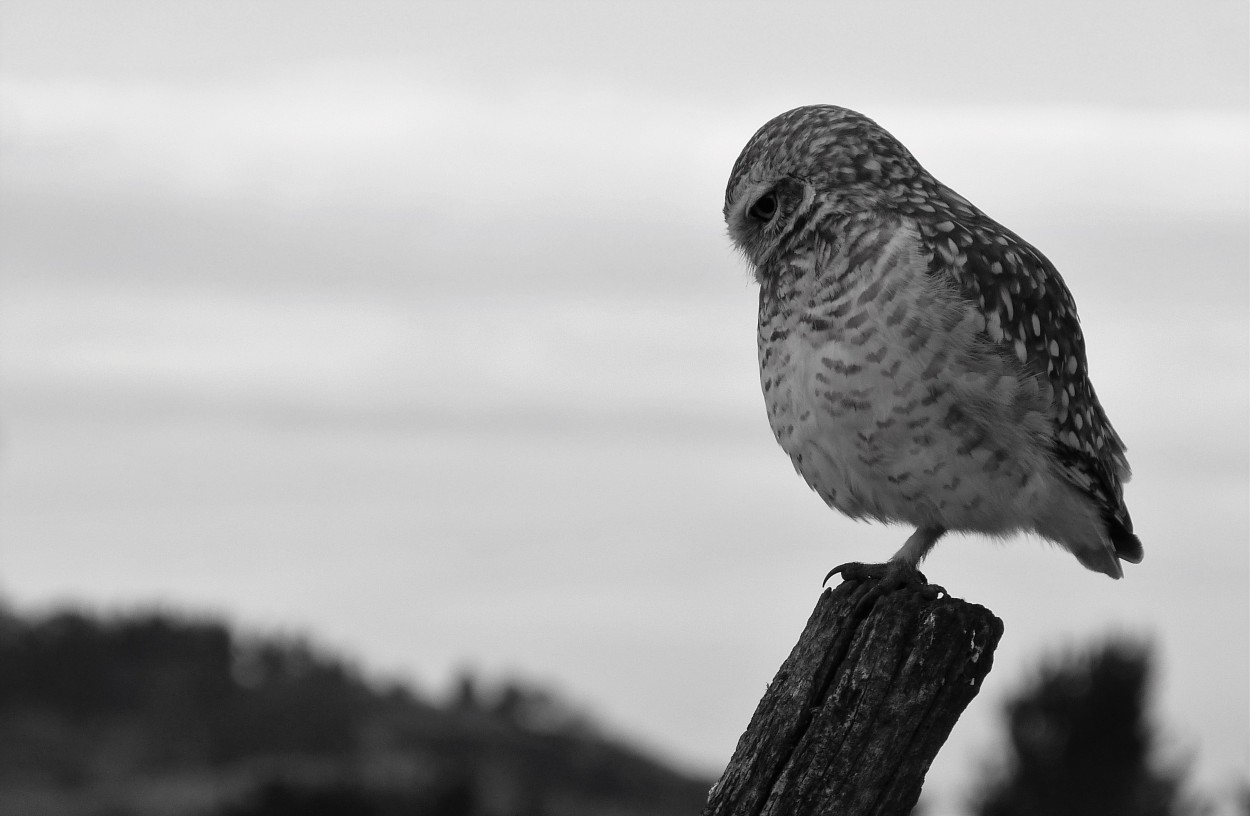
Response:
759,285,924,520
756,218,1056,529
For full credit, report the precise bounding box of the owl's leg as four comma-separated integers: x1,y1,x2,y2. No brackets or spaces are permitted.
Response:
823,526,947,613
890,525,946,567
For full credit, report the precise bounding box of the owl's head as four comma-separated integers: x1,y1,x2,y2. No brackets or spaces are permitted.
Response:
724,105,927,276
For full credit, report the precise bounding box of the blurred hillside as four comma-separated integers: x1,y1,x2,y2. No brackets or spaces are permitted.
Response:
0,608,711,816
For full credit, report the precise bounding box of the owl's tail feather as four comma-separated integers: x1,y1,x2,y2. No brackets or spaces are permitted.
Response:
1070,541,1124,580
1036,483,1134,579
1065,520,1141,580
1107,516,1144,564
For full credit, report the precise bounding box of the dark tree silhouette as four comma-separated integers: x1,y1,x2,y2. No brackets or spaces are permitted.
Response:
972,639,1207,816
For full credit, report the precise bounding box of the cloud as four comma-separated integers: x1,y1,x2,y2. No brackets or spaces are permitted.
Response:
3,69,1245,222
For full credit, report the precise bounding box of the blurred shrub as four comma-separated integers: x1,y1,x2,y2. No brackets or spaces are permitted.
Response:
971,639,1209,816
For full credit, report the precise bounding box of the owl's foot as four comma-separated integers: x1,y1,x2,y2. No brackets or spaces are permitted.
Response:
823,560,944,615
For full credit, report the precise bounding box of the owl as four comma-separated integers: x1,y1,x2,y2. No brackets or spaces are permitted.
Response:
724,105,1141,580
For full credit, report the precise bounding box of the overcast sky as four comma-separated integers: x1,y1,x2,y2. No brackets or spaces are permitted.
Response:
1,2,1247,813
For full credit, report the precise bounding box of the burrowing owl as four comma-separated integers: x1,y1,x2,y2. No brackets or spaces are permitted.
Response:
724,105,1141,579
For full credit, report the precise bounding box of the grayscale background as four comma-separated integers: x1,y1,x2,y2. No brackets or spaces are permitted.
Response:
1,2,1246,813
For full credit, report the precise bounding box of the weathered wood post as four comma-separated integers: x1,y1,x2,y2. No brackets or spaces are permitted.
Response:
704,573,1003,816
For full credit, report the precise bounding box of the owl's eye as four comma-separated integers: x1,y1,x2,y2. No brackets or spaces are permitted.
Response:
748,192,778,222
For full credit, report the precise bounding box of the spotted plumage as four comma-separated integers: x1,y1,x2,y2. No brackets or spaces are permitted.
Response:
725,105,1141,578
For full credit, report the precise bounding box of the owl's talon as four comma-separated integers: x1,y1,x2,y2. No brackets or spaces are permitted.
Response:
824,560,941,614
823,561,893,586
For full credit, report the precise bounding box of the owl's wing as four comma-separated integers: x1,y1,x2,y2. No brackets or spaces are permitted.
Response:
911,207,1140,561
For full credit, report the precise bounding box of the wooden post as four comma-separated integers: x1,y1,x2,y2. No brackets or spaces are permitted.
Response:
703,573,1004,816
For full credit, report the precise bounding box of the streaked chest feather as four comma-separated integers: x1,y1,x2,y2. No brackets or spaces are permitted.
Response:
758,223,944,450
757,221,1052,525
